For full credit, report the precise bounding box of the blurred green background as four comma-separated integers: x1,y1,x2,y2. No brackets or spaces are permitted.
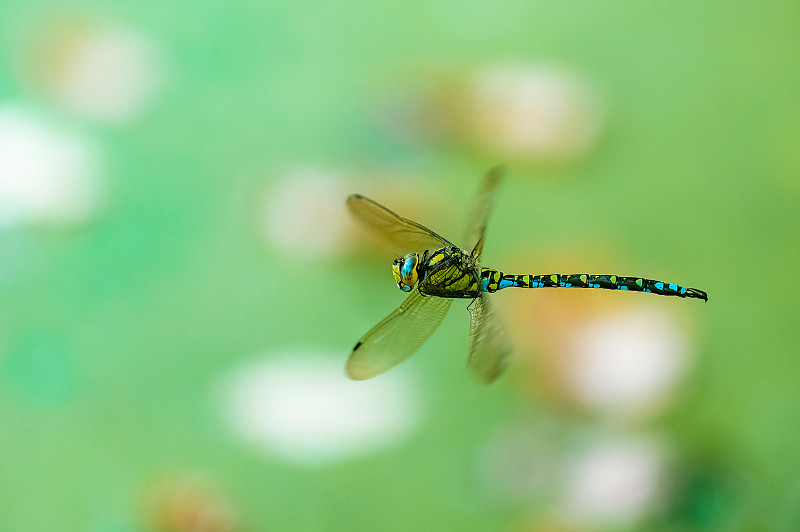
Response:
1,1,799,531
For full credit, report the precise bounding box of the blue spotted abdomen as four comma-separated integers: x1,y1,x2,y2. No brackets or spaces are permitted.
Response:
480,269,707,301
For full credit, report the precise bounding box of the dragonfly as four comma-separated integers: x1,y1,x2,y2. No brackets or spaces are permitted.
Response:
346,167,708,384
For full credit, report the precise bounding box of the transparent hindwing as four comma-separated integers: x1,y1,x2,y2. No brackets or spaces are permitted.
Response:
464,167,510,382
465,166,504,262
467,293,512,384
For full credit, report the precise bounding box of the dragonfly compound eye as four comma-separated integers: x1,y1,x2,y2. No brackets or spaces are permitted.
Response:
347,166,707,385
391,253,419,292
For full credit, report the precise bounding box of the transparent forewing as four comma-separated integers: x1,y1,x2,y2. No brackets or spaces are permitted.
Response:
347,194,454,251
467,294,512,383
465,166,504,262
347,289,454,380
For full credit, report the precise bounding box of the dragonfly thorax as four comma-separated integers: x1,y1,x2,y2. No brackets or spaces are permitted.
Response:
392,252,420,292
393,247,480,297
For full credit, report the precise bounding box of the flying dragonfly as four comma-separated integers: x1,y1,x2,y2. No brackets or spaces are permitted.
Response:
346,168,707,384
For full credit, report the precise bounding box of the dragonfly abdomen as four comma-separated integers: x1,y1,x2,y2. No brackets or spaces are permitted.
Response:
480,269,707,301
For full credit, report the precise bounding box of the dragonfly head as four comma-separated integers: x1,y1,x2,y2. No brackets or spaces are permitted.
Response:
392,252,420,292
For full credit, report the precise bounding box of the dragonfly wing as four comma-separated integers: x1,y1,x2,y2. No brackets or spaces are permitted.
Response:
465,166,504,262
347,289,454,380
467,294,511,383
347,194,454,251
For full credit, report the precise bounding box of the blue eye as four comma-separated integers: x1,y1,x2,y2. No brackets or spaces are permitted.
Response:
347,166,708,385
401,254,418,278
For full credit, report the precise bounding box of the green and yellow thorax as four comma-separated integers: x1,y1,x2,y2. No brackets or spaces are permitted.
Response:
392,247,482,299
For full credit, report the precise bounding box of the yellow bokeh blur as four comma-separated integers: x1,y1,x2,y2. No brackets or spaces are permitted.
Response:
1,2,798,531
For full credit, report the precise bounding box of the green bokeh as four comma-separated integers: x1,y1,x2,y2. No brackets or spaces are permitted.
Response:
1,1,799,531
